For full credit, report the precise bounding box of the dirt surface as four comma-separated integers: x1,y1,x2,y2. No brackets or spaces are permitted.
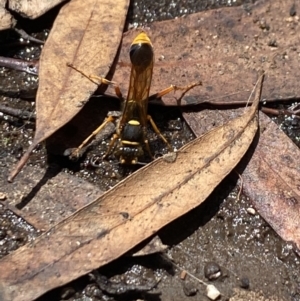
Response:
0,0,299,301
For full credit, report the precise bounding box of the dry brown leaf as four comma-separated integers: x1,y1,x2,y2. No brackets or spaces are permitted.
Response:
186,108,300,252
111,0,299,106
242,113,300,252
0,75,263,301
8,0,65,19
8,0,129,182
185,103,300,253
0,0,15,30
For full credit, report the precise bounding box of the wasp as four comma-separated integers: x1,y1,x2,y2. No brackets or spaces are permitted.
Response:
68,32,201,165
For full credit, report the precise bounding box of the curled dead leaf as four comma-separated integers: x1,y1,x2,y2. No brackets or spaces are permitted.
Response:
8,0,129,182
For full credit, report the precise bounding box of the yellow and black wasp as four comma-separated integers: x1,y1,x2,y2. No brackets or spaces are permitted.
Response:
68,32,201,165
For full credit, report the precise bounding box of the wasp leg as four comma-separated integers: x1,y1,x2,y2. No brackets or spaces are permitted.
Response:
147,115,173,152
143,136,154,160
102,133,119,159
67,63,123,100
70,116,115,159
149,81,202,104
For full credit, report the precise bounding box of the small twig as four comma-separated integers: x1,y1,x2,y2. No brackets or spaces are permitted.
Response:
234,170,243,201
261,107,281,116
149,90,300,109
261,106,300,118
0,56,39,75
14,28,45,44
0,105,35,120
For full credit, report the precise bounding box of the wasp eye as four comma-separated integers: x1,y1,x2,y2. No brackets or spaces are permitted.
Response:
129,43,140,60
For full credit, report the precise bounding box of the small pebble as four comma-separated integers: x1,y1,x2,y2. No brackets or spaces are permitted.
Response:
204,262,222,280
206,284,221,300
163,151,177,163
239,276,250,289
290,3,296,16
90,287,102,298
85,284,102,298
0,229,7,240
268,39,278,47
247,207,256,215
0,192,7,201
180,270,187,280
183,281,198,296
